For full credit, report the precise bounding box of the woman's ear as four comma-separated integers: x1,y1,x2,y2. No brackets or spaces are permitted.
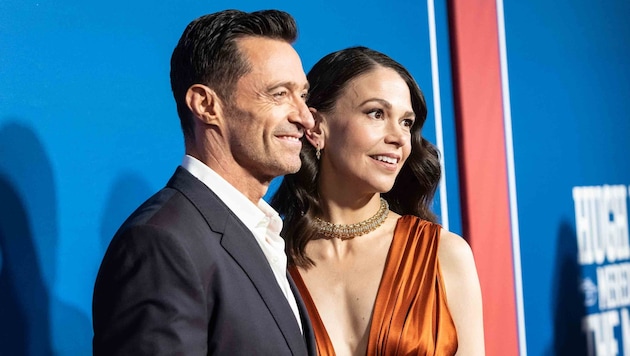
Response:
305,108,326,149
185,84,223,127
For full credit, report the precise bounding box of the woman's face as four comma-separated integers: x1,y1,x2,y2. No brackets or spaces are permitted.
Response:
318,66,414,196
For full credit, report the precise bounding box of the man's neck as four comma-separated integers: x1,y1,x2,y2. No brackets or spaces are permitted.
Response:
185,150,267,204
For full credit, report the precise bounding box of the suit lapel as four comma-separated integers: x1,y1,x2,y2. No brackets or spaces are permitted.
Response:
221,221,306,353
167,167,307,354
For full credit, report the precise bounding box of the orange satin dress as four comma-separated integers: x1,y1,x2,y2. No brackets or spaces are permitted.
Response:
290,215,458,355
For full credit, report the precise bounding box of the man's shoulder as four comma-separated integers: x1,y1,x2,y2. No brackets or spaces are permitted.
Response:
122,187,183,227
103,186,222,262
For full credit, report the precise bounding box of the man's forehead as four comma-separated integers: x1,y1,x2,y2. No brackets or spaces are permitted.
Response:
236,38,307,86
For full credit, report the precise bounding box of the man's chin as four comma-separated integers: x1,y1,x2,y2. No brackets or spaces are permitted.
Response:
277,157,302,175
285,161,303,175
260,162,301,182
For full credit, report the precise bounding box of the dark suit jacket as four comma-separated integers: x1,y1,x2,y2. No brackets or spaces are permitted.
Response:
93,167,316,355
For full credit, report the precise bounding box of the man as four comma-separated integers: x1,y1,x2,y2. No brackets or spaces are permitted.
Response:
92,10,316,355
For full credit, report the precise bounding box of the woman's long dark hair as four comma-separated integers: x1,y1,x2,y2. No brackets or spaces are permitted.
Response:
271,46,441,268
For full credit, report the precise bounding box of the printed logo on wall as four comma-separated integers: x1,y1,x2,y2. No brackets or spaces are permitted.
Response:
573,185,630,355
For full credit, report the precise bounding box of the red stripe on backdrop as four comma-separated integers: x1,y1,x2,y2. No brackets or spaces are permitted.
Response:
449,1,519,355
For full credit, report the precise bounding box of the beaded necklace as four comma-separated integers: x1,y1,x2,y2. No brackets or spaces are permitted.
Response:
313,198,389,240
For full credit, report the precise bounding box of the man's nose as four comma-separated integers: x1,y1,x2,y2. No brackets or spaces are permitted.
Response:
290,99,315,130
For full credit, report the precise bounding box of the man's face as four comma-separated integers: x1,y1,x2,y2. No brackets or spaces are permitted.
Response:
222,37,314,183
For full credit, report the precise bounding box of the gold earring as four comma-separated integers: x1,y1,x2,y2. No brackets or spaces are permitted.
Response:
316,144,321,160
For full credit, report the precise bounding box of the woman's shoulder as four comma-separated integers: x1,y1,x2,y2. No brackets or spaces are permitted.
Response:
436,229,480,306
437,229,475,269
394,214,467,259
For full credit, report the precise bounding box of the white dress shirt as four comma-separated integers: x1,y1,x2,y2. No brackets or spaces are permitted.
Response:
181,155,302,331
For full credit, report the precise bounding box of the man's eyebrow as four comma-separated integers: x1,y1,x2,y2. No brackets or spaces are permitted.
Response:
268,81,310,91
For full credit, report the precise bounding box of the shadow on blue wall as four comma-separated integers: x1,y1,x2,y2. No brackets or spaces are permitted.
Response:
0,122,91,355
0,123,54,355
0,176,53,355
549,220,587,355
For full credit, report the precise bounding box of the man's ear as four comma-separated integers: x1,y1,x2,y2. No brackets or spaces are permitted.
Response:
305,107,326,149
185,84,222,126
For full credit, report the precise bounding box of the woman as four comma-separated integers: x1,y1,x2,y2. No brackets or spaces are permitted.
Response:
272,46,485,355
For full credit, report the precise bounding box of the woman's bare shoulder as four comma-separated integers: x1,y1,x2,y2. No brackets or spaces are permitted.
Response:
437,229,476,269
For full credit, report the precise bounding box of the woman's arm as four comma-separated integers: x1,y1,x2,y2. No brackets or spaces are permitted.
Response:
439,230,486,355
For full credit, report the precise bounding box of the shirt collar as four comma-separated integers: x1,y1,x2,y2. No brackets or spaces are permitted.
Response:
181,155,272,231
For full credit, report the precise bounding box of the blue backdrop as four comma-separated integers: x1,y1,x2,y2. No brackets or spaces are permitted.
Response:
504,1,630,355
3,0,628,355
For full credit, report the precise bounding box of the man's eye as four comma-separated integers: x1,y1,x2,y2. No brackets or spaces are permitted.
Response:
273,90,288,98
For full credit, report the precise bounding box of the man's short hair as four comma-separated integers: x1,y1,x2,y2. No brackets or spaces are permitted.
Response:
170,9,298,142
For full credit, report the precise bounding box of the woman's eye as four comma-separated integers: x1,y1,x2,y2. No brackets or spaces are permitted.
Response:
402,118,415,128
367,109,384,119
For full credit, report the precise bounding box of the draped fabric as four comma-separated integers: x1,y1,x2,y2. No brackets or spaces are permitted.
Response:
290,216,458,355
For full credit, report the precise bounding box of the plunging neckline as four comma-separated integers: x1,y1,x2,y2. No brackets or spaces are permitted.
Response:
290,216,458,355
289,216,407,355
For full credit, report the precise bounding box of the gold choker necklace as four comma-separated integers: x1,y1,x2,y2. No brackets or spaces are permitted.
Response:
313,198,389,240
